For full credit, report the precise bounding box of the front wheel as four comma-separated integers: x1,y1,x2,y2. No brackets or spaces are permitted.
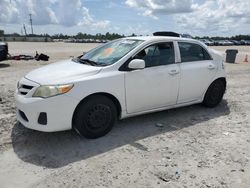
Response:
73,96,117,139
202,79,226,108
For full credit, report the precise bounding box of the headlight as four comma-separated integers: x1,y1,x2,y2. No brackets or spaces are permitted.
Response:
33,84,74,98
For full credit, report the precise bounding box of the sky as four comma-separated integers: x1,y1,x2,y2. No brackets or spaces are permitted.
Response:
0,0,250,37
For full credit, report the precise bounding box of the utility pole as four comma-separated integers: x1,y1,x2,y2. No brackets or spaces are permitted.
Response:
23,24,27,36
29,14,34,35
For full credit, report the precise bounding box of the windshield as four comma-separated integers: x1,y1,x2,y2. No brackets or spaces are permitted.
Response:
80,39,143,66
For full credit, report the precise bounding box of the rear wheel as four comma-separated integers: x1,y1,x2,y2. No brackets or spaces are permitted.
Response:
73,95,117,139
202,79,226,108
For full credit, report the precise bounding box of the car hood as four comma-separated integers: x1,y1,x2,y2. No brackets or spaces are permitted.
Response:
25,59,102,85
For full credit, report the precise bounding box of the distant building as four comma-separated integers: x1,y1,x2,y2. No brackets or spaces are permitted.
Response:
0,36,52,42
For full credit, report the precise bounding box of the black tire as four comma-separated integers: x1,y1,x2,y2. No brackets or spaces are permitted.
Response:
202,79,226,108
73,95,117,139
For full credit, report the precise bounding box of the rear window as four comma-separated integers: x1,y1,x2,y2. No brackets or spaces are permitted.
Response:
178,42,212,62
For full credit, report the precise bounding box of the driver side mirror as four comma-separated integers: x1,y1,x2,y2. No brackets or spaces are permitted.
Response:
128,59,145,70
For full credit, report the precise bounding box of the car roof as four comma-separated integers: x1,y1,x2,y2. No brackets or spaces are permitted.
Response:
125,36,198,43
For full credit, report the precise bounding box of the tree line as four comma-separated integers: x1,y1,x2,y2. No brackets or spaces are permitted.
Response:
1,32,136,40
1,31,250,41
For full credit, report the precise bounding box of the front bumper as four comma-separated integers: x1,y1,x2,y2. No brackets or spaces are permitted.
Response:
15,78,79,132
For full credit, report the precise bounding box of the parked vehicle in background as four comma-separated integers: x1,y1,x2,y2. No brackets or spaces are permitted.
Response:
239,40,245,45
199,39,214,46
224,40,234,46
16,36,226,138
241,40,250,45
230,40,241,45
216,40,224,46
212,40,219,46
208,39,216,46
198,38,250,46
217,40,233,46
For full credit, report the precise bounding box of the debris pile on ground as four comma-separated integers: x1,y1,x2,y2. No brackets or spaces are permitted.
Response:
0,42,8,61
7,51,49,61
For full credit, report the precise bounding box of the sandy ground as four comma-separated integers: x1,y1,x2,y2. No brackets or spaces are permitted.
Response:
0,42,250,188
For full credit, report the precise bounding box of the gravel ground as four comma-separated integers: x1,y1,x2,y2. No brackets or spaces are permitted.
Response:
0,42,250,188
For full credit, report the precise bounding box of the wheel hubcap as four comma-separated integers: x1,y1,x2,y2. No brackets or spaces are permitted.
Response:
86,104,111,132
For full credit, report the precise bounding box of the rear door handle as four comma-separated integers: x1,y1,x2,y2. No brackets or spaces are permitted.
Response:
168,69,179,75
208,64,216,70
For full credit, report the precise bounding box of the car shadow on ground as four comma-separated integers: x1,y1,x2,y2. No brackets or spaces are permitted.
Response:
11,100,230,168
0,63,10,68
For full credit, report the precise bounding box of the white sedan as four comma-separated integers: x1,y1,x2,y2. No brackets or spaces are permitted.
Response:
16,36,226,138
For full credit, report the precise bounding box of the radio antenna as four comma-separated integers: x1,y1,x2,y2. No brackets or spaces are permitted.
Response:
29,13,34,35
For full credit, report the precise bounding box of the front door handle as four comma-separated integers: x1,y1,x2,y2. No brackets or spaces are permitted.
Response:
168,69,179,75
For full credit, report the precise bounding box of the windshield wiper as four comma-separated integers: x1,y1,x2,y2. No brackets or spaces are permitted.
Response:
72,57,98,66
73,57,107,66
81,58,99,66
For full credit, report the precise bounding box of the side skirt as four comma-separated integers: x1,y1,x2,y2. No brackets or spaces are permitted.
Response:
120,99,203,119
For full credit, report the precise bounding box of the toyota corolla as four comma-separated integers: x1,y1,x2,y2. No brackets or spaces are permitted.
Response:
16,36,226,138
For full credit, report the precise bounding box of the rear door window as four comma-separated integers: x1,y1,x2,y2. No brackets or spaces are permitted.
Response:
178,42,212,63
